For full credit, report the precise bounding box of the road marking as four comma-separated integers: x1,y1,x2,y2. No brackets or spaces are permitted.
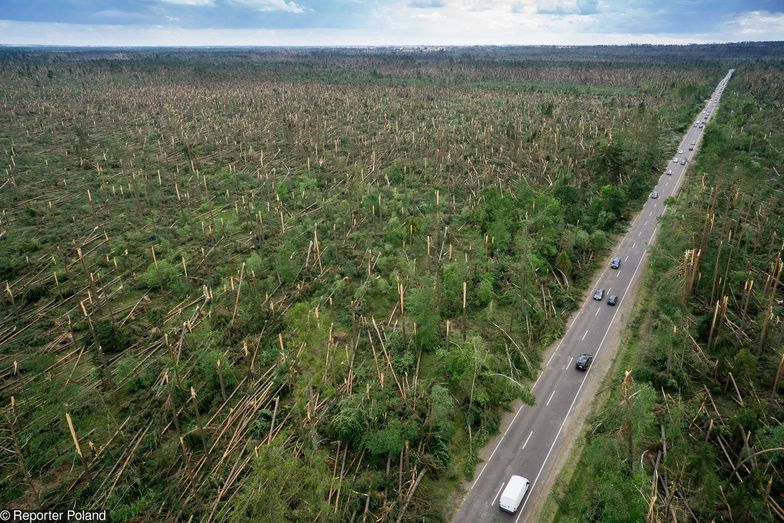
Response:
582,329,588,340
522,431,533,450
565,357,573,370
616,270,622,278
594,308,600,317
492,481,506,506
643,220,648,226
632,242,636,249
624,256,628,262
460,74,732,519
649,211,653,217
515,215,653,522
546,390,555,406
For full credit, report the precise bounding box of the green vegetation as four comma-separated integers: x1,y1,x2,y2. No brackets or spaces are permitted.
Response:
555,60,784,522
0,46,768,521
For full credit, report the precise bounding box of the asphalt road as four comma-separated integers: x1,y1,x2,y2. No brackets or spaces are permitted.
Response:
453,69,735,523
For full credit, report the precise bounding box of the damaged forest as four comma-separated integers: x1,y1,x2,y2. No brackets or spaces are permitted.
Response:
0,44,781,521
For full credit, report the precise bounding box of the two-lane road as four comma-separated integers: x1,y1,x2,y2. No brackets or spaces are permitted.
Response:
454,69,734,523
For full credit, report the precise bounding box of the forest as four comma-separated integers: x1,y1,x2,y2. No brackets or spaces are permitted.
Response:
555,60,784,521
0,45,778,521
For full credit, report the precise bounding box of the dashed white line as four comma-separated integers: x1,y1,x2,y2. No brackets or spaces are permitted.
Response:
565,357,573,369
492,482,506,506
515,229,651,521
582,329,589,340
616,270,622,278
545,390,556,406
632,242,636,249
594,308,600,317
522,431,533,450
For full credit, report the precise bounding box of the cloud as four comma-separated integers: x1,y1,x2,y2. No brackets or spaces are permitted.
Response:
408,0,446,7
159,0,214,5
536,0,598,15
728,10,784,36
0,0,782,45
229,0,305,13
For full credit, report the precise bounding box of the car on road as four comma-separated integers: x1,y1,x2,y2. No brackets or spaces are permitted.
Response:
607,294,618,306
650,191,659,199
678,149,683,154
672,157,678,163
593,289,605,300
575,353,593,371
610,256,621,269
691,141,696,145
699,125,704,129
499,475,530,514
666,168,673,175
680,159,686,165
688,146,694,151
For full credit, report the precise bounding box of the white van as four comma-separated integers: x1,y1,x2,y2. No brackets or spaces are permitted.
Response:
499,475,530,514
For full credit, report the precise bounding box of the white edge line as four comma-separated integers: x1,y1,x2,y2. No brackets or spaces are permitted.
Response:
514,79,730,520
468,73,732,522
515,221,652,521
492,482,506,506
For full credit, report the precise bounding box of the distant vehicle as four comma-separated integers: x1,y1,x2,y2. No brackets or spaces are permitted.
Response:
672,157,679,163
691,141,696,145
688,146,694,151
499,475,530,513
593,289,605,301
607,294,618,306
611,257,621,269
699,125,704,129
650,191,659,199
678,149,683,154
575,354,593,371
680,159,686,165
666,169,673,175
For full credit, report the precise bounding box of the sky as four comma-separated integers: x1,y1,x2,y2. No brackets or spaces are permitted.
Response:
0,0,782,46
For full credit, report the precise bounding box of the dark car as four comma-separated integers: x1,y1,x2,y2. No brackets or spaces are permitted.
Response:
607,294,618,306
575,354,593,371
593,289,605,301
610,257,621,269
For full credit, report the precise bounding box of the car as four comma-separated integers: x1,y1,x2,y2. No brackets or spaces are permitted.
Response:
678,149,683,154
691,141,696,145
499,475,530,513
666,168,673,175
607,294,618,306
593,289,605,300
610,256,621,269
575,353,593,371
699,125,704,129
650,191,659,199
680,159,686,165
672,157,679,163
688,146,694,151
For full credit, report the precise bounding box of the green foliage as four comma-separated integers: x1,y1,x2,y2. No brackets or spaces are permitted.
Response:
95,320,130,354
227,438,332,522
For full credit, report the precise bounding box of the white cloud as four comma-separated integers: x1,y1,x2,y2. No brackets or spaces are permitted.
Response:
159,0,214,5
726,10,784,38
229,0,305,13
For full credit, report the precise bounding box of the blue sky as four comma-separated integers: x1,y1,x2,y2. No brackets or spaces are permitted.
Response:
0,0,782,46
